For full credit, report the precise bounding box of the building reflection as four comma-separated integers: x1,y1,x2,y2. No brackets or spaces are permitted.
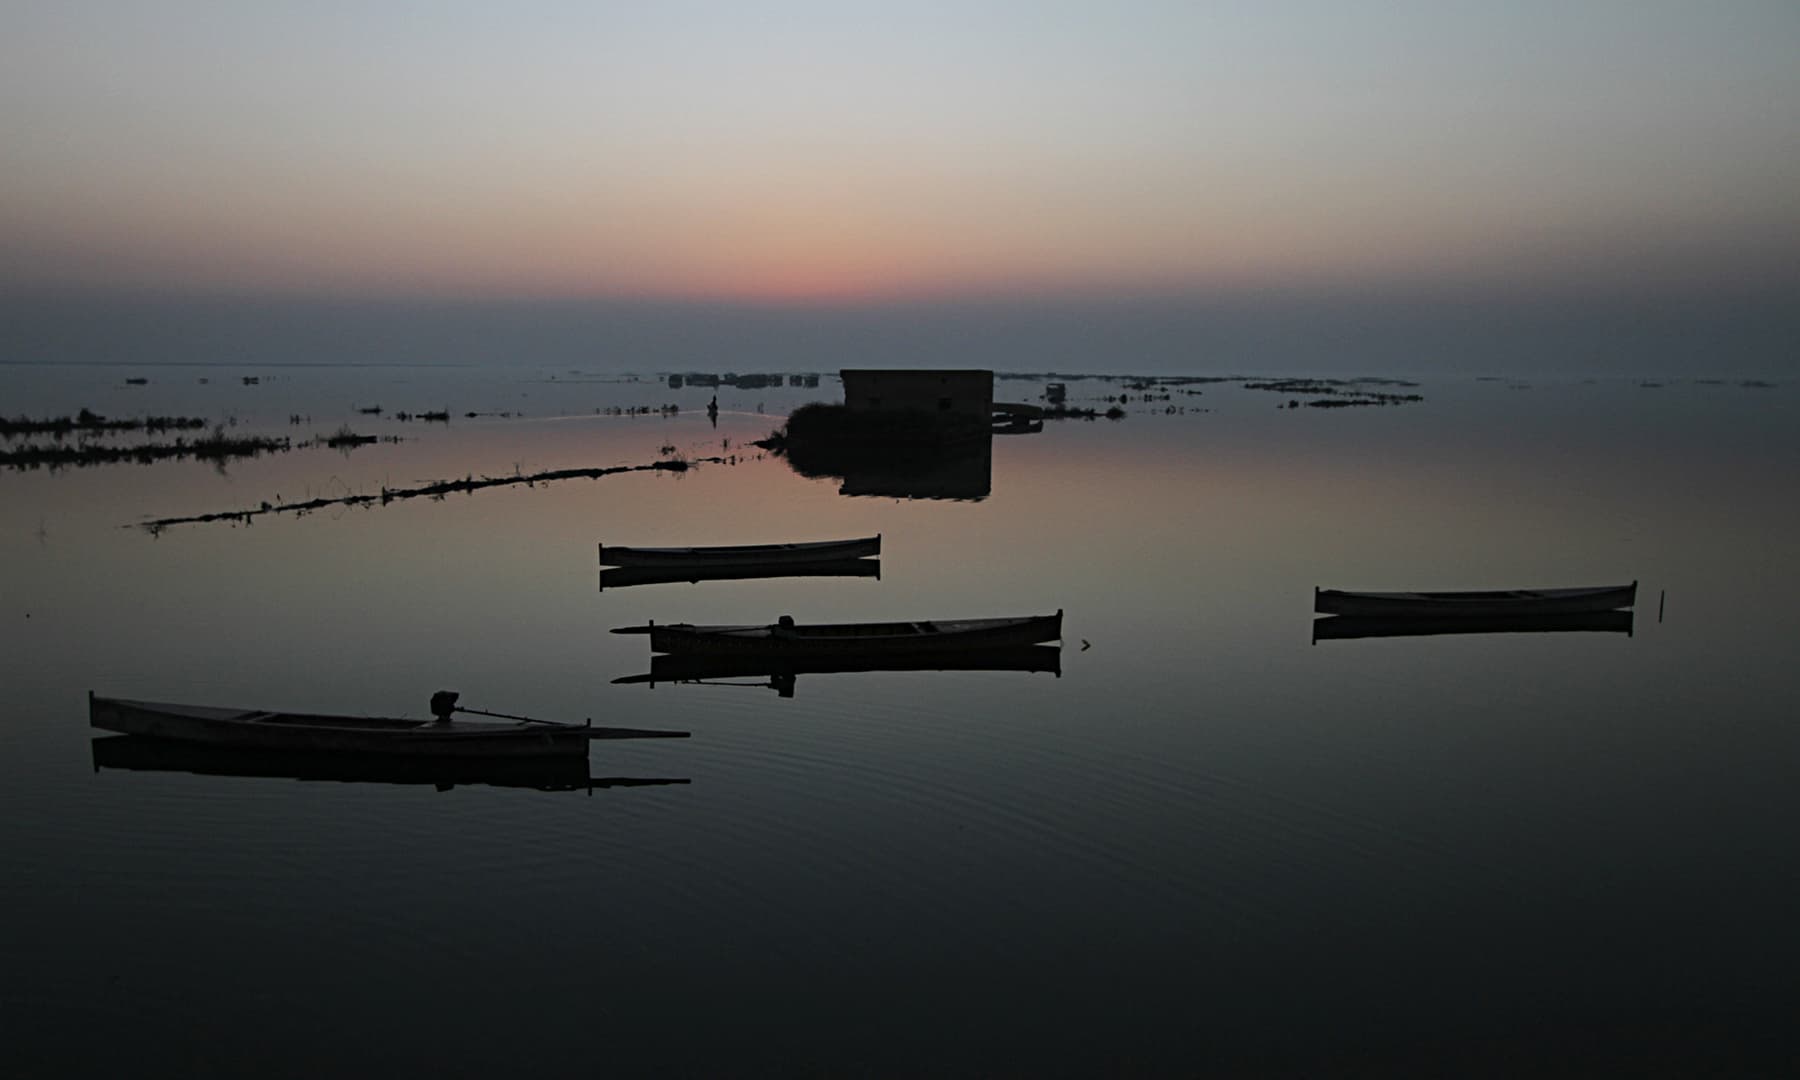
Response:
613,643,1062,698
90,735,690,794
782,429,994,501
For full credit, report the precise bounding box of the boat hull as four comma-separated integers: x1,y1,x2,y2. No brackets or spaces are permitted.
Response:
642,612,1063,656
615,643,1064,685
89,695,590,757
1313,583,1636,618
599,535,880,568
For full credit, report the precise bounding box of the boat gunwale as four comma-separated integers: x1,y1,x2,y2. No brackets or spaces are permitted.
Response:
640,611,1063,654
1313,582,1637,616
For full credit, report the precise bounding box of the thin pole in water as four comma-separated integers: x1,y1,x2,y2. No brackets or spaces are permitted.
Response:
454,704,552,725
1659,590,1666,623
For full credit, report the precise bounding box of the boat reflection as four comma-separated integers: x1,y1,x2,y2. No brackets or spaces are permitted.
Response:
90,735,691,793
600,558,880,591
612,644,1062,698
1312,610,1635,643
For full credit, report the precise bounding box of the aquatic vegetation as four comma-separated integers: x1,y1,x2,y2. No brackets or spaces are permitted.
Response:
136,455,725,531
1243,377,1421,396
1,427,290,470
1248,378,1424,407
323,425,379,448
1301,397,1421,408
0,409,209,439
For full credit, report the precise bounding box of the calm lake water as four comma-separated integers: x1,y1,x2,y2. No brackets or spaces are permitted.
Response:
3,363,1797,1075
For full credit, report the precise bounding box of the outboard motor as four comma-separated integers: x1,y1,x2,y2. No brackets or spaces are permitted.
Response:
429,690,460,722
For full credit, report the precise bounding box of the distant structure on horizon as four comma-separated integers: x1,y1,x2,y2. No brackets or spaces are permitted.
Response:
840,369,994,419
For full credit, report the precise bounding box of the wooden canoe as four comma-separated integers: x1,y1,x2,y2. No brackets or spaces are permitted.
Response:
614,611,1063,656
87,693,684,757
598,535,880,568
1313,582,1636,618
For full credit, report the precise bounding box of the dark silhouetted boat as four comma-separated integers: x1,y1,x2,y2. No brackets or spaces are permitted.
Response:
600,557,879,591
1312,610,1635,643
88,692,687,757
91,735,690,793
613,643,1062,696
1313,582,1636,618
598,535,880,568
613,610,1063,656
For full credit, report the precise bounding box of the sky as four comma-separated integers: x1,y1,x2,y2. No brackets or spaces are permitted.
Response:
3,1,1798,374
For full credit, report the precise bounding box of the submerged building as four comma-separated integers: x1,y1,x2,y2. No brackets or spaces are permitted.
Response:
840,369,994,419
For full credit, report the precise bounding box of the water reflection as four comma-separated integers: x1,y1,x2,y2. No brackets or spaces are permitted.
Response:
613,644,1062,698
1312,610,1635,643
600,558,880,591
90,735,690,793
781,429,993,500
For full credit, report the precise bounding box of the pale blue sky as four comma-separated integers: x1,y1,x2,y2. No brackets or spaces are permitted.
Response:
3,2,1797,370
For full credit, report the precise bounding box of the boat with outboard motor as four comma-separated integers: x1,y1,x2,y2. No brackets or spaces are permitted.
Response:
88,691,687,757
